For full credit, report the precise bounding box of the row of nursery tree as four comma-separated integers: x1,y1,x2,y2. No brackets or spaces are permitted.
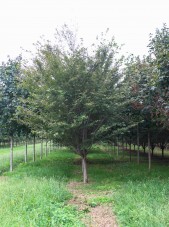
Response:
0,24,168,182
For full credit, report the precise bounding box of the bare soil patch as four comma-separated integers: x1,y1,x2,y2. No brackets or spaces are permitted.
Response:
68,182,118,227
87,205,118,227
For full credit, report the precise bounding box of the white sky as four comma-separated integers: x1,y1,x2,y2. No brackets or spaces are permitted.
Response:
0,0,168,62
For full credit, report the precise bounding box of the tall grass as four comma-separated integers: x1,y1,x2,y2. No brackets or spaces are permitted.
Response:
0,149,84,227
113,178,169,227
0,177,85,226
86,148,169,227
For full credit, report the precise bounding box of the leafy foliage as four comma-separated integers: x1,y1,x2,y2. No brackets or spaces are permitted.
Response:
0,56,26,137
19,27,123,153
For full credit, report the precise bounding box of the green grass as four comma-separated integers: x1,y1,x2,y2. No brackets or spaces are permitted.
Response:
0,143,41,155
0,177,82,227
0,148,85,227
113,178,169,227
0,143,49,173
1,145,169,226
65,146,169,227
85,149,169,227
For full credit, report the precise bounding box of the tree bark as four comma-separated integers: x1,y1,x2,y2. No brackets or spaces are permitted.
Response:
49,140,51,153
40,139,43,159
122,137,124,158
52,140,54,150
137,124,140,164
45,140,48,157
76,146,88,184
82,156,88,183
160,143,165,158
129,135,132,162
25,134,28,163
162,148,164,158
117,137,119,157
129,142,132,162
148,131,151,170
10,136,13,172
144,145,146,154
33,135,36,162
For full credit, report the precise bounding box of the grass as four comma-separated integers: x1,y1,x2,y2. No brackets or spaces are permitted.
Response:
0,147,85,227
0,143,50,173
85,148,169,227
113,178,169,227
1,144,169,226
0,177,82,226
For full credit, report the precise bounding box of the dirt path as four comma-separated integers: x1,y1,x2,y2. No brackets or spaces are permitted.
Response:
68,182,118,227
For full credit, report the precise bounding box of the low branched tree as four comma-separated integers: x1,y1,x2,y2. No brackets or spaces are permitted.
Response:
19,26,123,183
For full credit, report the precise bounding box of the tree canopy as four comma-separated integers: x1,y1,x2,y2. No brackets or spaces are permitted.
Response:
0,24,169,182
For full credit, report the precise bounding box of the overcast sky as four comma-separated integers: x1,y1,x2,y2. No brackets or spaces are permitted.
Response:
0,0,168,62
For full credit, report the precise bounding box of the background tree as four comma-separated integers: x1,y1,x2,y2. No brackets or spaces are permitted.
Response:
148,24,169,128
0,56,25,171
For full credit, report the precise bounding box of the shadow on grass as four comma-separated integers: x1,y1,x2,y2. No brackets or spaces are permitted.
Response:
4,147,169,190
85,150,169,190
4,149,79,181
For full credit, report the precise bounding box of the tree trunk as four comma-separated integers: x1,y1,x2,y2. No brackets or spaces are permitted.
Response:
40,139,43,159
49,140,51,153
148,131,151,170
137,124,140,164
143,145,146,154
33,135,36,162
52,140,54,150
82,156,88,183
45,140,48,157
161,144,165,158
122,137,124,158
129,142,132,162
129,135,132,162
113,141,116,154
162,148,164,158
117,137,119,157
152,148,154,156
25,134,28,163
10,136,13,172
